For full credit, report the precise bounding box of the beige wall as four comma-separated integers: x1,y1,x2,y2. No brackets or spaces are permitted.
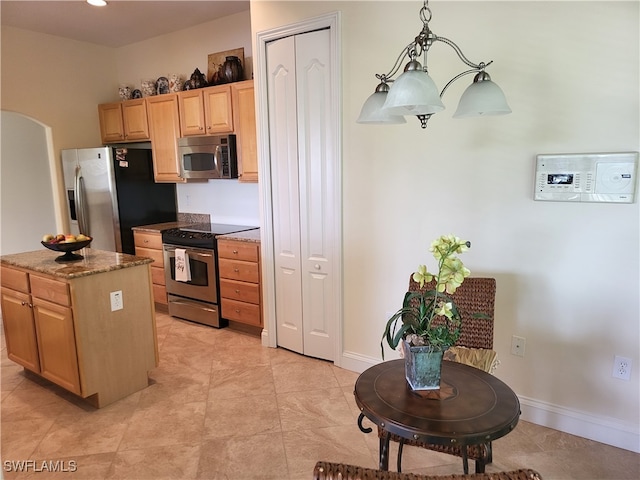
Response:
250,1,639,450
1,26,117,229
1,26,116,150
113,10,253,98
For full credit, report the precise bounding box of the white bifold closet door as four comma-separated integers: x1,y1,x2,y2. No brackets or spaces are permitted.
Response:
266,29,336,361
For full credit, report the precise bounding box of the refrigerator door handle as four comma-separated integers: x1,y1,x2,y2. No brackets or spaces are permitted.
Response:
74,165,90,235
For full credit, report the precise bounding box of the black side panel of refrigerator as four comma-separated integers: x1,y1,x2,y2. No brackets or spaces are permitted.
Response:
112,148,177,254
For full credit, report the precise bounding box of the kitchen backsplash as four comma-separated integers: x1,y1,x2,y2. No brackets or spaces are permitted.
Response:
176,181,260,226
177,212,211,224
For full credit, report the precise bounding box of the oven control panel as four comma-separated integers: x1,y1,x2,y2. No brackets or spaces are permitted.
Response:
534,152,638,203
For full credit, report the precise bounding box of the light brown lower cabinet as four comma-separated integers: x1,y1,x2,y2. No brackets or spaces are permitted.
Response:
32,296,81,394
133,230,167,306
0,285,41,374
217,239,262,328
0,263,158,407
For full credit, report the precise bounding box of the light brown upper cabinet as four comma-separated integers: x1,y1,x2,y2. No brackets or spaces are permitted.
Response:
98,99,150,144
231,80,258,183
146,94,186,183
178,84,233,136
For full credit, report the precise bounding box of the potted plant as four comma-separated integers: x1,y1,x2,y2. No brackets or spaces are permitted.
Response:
381,234,475,390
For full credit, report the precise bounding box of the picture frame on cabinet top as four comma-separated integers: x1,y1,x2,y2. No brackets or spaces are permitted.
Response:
208,47,244,85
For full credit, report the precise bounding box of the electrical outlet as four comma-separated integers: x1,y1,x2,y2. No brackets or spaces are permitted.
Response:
511,335,525,357
612,355,632,381
110,290,123,311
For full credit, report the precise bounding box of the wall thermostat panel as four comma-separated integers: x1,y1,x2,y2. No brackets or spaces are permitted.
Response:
534,152,638,203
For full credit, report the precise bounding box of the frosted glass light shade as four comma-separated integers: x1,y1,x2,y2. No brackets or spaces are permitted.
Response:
383,70,445,116
357,91,407,124
453,79,512,118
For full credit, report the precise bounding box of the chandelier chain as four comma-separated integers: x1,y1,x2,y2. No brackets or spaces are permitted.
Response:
420,2,432,25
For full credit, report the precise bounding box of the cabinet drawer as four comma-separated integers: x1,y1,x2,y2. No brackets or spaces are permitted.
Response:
0,266,29,293
221,298,261,327
151,265,165,286
220,278,260,304
217,240,259,262
135,246,164,267
218,258,259,283
153,284,168,305
134,231,163,250
30,275,70,307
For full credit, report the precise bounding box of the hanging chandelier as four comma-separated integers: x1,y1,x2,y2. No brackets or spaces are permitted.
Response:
357,0,511,129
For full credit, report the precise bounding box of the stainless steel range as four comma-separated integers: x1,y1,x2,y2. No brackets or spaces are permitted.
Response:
161,223,257,327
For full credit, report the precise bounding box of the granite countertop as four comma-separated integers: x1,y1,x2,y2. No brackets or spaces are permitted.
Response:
1,249,153,280
217,229,261,243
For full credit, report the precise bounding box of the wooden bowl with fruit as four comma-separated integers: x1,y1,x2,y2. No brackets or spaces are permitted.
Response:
41,233,92,262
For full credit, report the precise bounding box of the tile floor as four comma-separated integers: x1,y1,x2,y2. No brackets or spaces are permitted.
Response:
1,312,638,480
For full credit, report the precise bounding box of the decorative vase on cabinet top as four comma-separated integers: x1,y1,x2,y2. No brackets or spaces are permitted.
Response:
118,85,132,100
222,56,243,83
169,74,184,93
141,79,156,97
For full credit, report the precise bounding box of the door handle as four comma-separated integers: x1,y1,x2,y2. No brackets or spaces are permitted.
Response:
163,246,212,259
74,165,90,235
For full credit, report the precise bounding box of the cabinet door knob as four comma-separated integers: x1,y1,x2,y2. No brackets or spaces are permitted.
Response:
232,250,239,254
21,301,26,306
144,239,149,243
314,264,321,270
234,268,240,273
235,309,241,313
235,289,240,294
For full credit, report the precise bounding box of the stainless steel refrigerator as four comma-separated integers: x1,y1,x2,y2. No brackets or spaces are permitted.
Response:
61,145,177,254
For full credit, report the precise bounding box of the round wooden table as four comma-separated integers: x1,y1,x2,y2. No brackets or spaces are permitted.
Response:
354,359,520,472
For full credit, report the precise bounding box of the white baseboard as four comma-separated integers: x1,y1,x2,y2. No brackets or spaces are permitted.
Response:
339,351,640,453
339,349,385,373
261,328,270,348
519,395,640,453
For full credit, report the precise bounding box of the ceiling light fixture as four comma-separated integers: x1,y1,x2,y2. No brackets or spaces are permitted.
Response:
357,0,511,129
87,0,107,7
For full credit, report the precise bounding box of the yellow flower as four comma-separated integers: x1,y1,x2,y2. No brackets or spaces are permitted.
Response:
435,301,453,319
438,257,470,294
413,264,433,288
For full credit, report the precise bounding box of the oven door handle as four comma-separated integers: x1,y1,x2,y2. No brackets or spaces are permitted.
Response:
185,251,213,260
163,245,213,259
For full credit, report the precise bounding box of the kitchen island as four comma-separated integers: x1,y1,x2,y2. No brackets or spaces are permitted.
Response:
0,248,158,408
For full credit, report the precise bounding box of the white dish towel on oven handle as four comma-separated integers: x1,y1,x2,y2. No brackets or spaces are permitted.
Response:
174,248,191,282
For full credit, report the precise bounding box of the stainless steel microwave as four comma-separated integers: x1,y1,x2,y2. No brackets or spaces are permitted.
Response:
178,135,238,179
